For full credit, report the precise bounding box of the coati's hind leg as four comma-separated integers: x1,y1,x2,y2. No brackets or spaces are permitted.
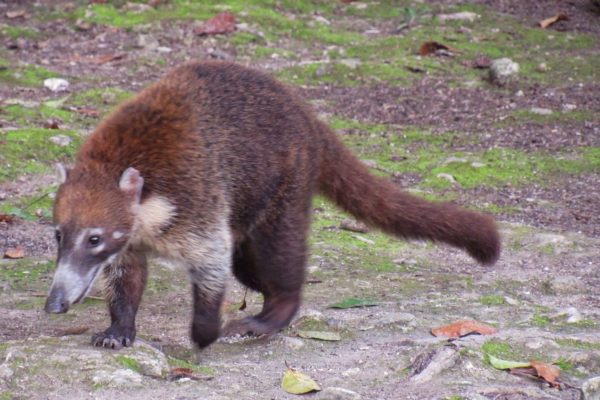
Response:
224,210,309,337
92,249,147,349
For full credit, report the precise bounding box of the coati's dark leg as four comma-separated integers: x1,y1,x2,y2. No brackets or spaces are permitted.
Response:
190,276,226,348
225,207,310,337
92,249,147,349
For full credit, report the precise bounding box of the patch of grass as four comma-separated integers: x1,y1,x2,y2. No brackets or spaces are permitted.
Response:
531,314,551,327
70,87,133,110
115,356,142,373
554,338,600,351
479,294,506,306
168,356,215,375
1,103,75,126
0,63,58,86
0,24,42,39
0,260,55,291
0,187,56,221
481,339,517,360
0,129,82,182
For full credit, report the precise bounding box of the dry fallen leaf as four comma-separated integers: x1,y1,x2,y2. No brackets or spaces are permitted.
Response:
6,10,26,19
92,53,126,65
169,367,213,381
194,12,237,36
59,325,90,336
431,319,496,338
281,368,321,394
530,360,561,388
76,108,100,118
538,13,569,29
419,41,459,56
0,214,15,224
4,246,25,259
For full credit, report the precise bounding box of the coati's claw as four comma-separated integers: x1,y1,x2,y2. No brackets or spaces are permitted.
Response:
222,317,276,338
91,332,133,349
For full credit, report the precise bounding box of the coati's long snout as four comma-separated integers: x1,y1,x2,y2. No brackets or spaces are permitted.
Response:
317,122,500,265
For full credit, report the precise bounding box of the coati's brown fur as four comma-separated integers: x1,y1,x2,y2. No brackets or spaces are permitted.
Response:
46,61,500,349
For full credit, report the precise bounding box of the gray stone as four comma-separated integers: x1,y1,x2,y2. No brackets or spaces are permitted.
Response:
438,12,480,22
338,58,362,69
137,34,159,50
583,376,600,400
530,107,553,116
489,58,519,86
49,135,72,147
92,368,143,388
316,386,362,400
411,345,460,384
44,78,70,92
436,173,457,183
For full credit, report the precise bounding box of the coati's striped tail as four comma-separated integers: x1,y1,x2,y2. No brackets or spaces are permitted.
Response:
317,124,500,265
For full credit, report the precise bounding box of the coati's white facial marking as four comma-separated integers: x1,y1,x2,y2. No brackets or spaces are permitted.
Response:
130,195,177,245
113,231,125,240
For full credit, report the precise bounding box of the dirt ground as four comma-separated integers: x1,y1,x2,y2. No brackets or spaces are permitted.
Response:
0,1,599,399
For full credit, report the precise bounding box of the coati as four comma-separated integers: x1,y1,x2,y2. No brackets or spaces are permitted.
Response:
45,61,500,350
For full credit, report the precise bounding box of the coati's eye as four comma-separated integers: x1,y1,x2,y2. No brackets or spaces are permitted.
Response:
88,235,102,247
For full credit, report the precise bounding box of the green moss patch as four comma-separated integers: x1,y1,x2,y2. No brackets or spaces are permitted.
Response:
0,129,81,183
0,63,57,87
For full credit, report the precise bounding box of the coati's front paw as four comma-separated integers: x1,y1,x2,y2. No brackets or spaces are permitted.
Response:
92,328,135,350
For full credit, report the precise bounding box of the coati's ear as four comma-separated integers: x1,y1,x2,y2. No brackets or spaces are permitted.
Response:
119,167,144,204
56,163,69,184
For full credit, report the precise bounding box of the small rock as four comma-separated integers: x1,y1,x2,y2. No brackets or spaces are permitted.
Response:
436,173,456,184
49,135,72,147
156,46,172,53
552,307,583,323
562,103,577,112
515,90,524,97
280,336,305,350
583,376,600,400
471,162,486,168
208,48,234,61
342,367,361,377
438,12,480,23
537,62,548,72
338,59,362,69
314,15,330,25
411,345,459,383
123,2,153,13
0,192,6,201
340,218,369,234
316,387,361,400
443,156,468,164
488,58,519,86
0,364,14,379
93,368,143,388
44,78,70,92
137,34,159,50
504,296,519,306
530,107,553,116
361,159,378,169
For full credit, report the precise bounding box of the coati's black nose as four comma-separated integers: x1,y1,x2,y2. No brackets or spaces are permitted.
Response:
44,286,69,313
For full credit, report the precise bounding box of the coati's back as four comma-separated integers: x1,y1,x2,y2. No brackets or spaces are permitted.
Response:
69,62,324,234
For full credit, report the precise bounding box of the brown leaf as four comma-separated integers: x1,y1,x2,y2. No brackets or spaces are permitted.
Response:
6,10,26,19
431,319,496,338
340,218,369,233
59,326,90,336
169,367,213,381
419,41,459,56
538,13,569,29
44,119,60,129
76,108,100,118
530,360,561,388
471,54,492,69
92,53,126,65
4,245,25,259
194,12,237,36
0,214,15,224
